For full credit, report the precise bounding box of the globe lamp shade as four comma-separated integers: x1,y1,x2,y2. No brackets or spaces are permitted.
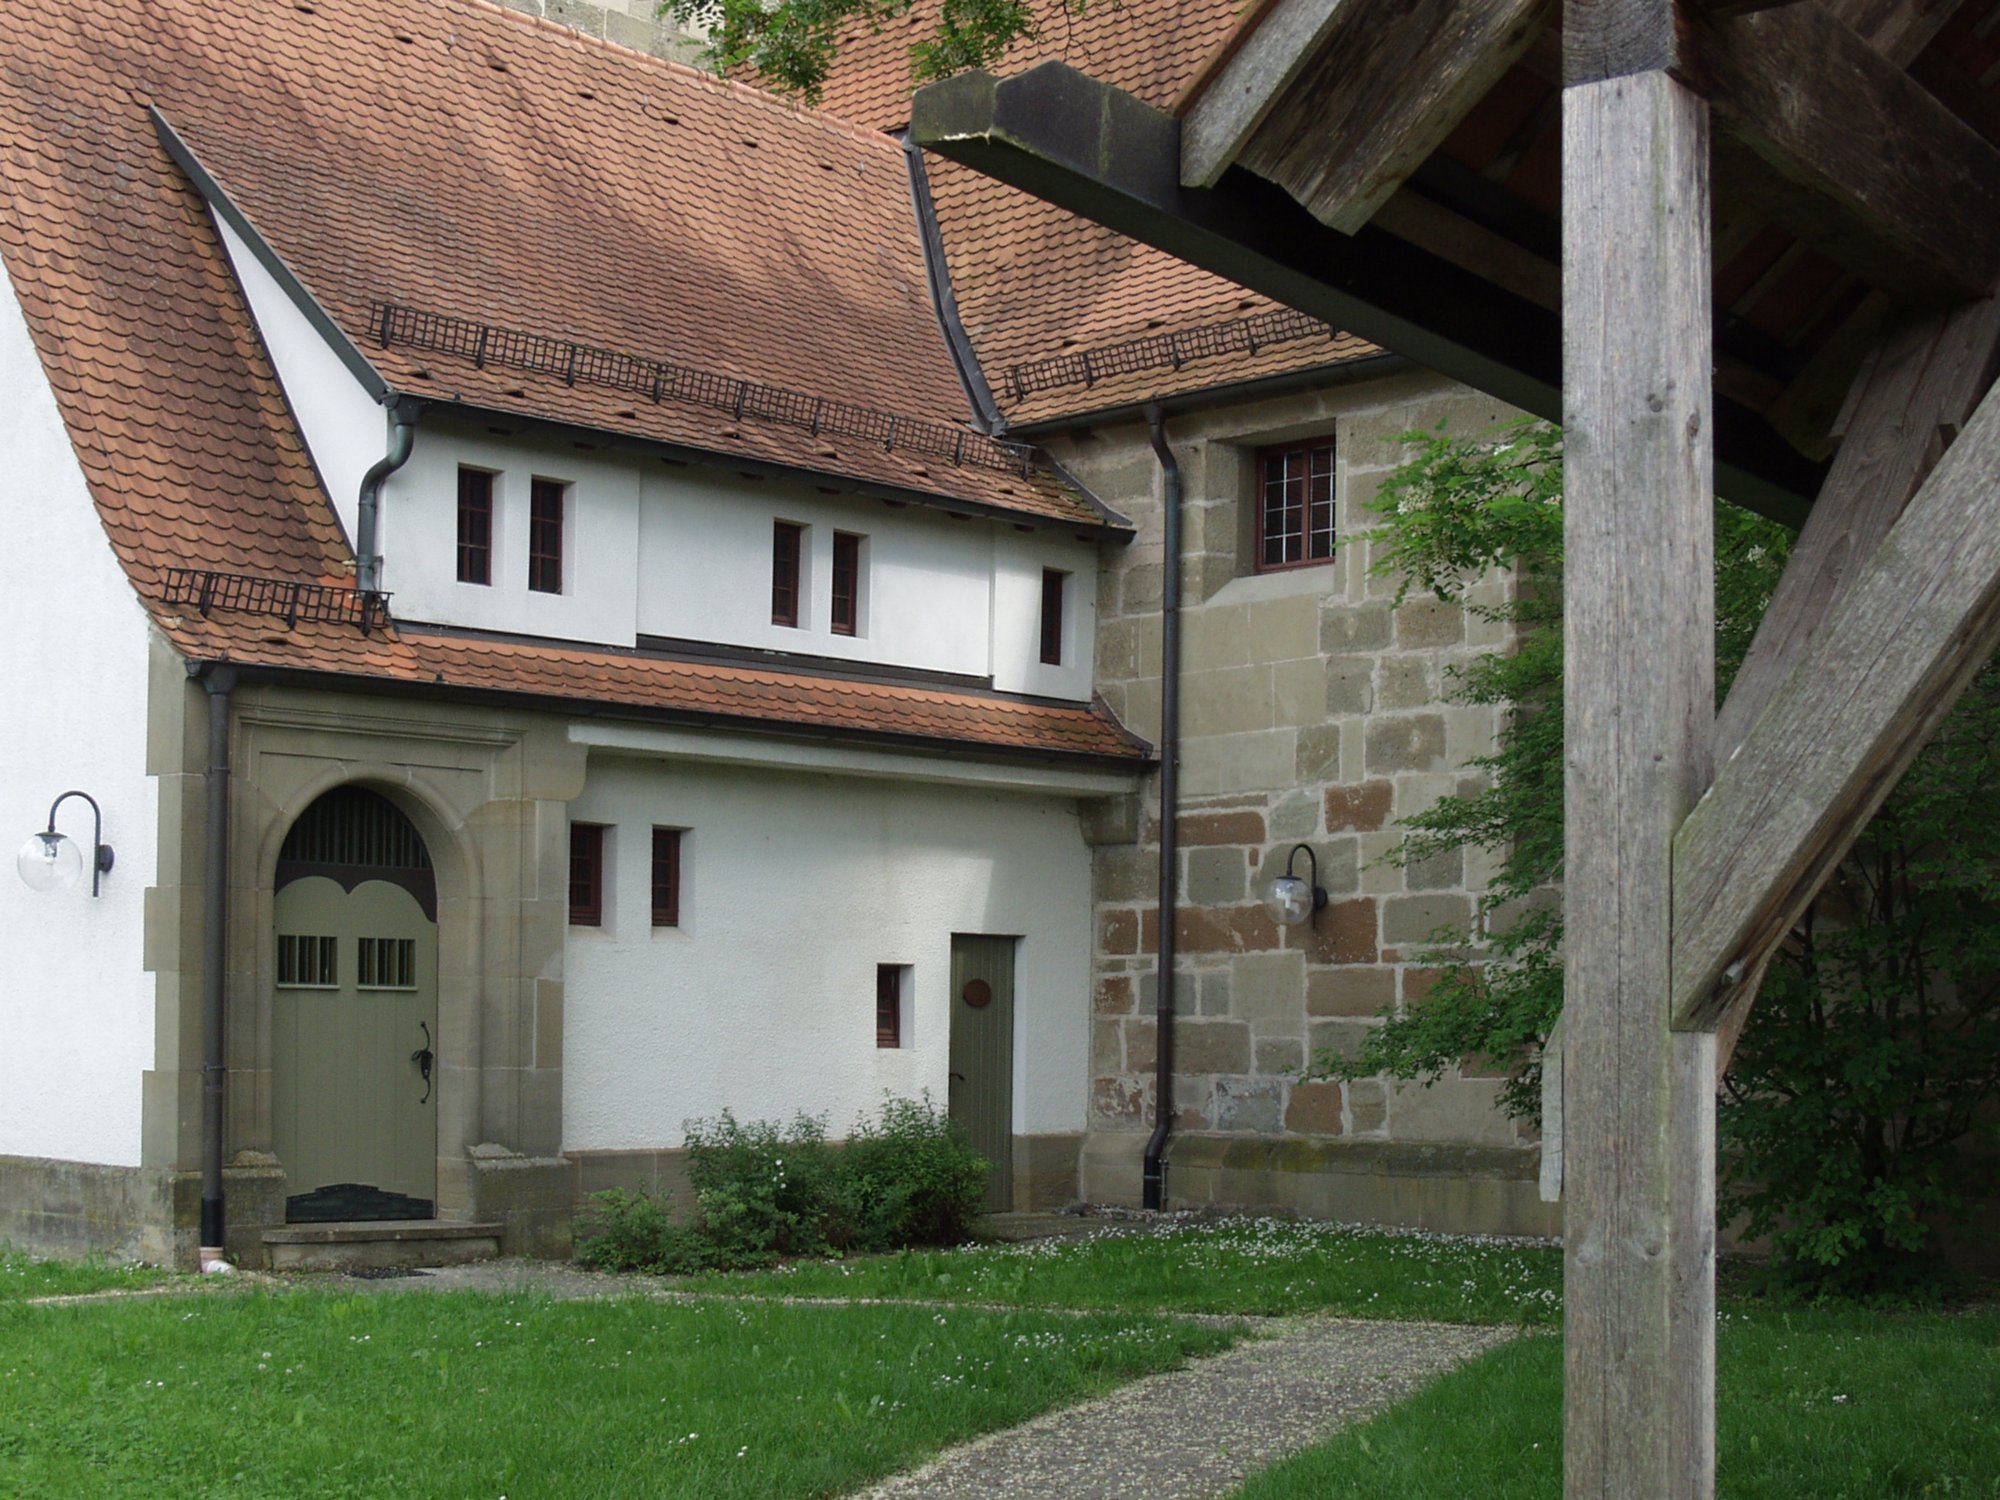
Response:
1263,874,1313,926
17,830,82,893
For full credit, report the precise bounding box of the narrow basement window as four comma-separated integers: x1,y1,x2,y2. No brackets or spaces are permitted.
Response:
772,520,804,626
876,964,904,1048
651,827,682,928
1039,567,1067,665
456,467,493,585
831,531,862,636
569,822,605,927
529,477,566,593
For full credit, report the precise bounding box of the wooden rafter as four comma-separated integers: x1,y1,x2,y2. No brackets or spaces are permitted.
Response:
1182,0,1556,231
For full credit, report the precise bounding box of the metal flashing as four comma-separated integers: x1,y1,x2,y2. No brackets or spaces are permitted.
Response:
902,134,1006,434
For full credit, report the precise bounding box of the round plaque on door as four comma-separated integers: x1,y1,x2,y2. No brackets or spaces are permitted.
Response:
962,978,992,1010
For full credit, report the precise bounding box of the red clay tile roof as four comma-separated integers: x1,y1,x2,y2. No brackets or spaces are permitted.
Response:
161,613,1149,762
0,0,1136,763
813,0,1385,425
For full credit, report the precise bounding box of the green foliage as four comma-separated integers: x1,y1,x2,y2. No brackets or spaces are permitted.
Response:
659,0,1056,103
1328,417,2000,1296
573,1093,990,1274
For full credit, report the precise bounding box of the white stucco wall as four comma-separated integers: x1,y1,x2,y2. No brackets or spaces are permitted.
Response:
213,214,380,550
0,271,159,1167
561,753,1093,1149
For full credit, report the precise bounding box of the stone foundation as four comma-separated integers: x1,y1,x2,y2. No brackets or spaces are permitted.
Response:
0,1155,193,1266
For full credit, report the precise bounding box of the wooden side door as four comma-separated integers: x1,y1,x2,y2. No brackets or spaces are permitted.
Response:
273,877,439,1221
948,934,1017,1213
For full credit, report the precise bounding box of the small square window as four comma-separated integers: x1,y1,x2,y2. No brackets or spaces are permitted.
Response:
1256,440,1336,571
529,477,566,594
831,532,862,636
651,827,682,928
1039,568,1067,666
276,933,338,988
569,822,605,927
876,964,906,1049
772,521,803,627
457,468,493,585
357,937,417,989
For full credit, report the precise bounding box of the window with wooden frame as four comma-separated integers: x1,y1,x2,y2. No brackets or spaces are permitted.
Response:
1039,568,1067,665
651,827,682,928
876,964,904,1049
831,532,862,636
1256,440,1336,570
568,822,605,927
456,467,493,585
772,521,804,626
528,477,566,594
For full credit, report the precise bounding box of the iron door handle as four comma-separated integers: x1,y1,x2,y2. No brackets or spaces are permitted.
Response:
411,1022,434,1104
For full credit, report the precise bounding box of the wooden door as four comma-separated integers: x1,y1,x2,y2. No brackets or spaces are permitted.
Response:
273,876,439,1221
948,934,1016,1213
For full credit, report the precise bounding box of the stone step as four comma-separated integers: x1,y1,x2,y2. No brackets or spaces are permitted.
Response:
262,1219,503,1272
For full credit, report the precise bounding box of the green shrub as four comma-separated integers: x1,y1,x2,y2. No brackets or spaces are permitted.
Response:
571,1188,714,1274
841,1093,990,1250
573,1094,990,1273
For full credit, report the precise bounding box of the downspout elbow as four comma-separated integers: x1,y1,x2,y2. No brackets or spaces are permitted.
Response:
356,398,423,595
1142,402,1182,1211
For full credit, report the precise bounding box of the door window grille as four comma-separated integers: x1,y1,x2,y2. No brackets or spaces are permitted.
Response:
357,937,418,989
277,934,338,987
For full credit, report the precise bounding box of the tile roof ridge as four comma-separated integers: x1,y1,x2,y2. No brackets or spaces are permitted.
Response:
451,0,910,155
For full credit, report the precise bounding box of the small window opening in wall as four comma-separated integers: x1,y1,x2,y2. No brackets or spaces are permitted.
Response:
772,520,804,626
529,477,567,594
569,822,605,926
276,933,337,987
831,531,862,636
456,468,493,585
876,964,909,1048
1040,568,1067,666
651,827,682,928
1257,440,1336,570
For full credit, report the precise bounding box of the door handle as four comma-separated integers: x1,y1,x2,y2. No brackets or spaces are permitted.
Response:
949,1071,966,1082
411,1022,434,1104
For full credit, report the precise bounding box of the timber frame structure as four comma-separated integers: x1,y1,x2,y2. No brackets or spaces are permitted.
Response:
911,1,2000,1494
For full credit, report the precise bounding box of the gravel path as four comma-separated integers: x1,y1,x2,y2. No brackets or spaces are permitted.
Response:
850,1316,1516,1500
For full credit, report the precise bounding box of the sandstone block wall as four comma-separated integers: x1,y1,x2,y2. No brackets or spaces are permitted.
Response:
1050,371,1543,1210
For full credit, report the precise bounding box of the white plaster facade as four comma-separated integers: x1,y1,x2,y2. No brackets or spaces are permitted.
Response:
561,751,1095,1149
0,273,159,1167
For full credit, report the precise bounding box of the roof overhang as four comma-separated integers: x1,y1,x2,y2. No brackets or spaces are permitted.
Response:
912,60,1827,524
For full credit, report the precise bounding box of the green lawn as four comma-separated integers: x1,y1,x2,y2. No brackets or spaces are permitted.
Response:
0,1289,1233,1499
0,1245,165,1303
684,1217,1564,1324
1230,1303,2000,1499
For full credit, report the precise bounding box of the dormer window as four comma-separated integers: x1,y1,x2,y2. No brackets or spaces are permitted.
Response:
831,531,862,636
1040,568,1067,665
772,520,804,627
529,477,566,594
456,468,493,585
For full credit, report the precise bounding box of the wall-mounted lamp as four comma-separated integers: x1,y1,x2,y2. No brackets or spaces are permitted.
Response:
1263,842,1327,928
16,790,114,897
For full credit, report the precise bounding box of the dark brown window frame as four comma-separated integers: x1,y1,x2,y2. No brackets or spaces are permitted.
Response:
1039,568,1066,666
772,520,804,627
876,964,903,1049
651,827,682,929
831,531,862,636
569,822,605,927
1255,439,1337,572
529,476,567,594
456,467,494,586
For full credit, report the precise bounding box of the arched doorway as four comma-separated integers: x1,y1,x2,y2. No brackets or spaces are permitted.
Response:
272,786,439,1223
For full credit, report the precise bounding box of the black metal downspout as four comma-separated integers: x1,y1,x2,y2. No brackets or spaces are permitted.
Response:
356,397,423,595
1142,405,1181,1210
196,663,237,1267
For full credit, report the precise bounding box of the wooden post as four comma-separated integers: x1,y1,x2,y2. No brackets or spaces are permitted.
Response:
1561,47,1716,1499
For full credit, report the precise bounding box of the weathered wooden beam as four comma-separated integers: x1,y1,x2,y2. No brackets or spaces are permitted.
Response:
1563,60,1716,1499
910,62,1827,521
1822,0,1958,65
1689,3,2000,300
1673,364,2000,1032
1201,0,1554,232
